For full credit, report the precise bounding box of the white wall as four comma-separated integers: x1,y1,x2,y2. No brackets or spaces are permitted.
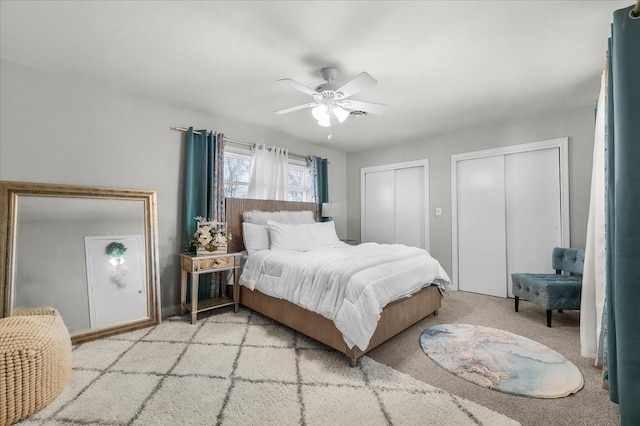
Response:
347,106,595,276
0,59,348,314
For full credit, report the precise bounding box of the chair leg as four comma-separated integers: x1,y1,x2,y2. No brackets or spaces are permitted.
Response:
546,310,552,327
515,296,519,312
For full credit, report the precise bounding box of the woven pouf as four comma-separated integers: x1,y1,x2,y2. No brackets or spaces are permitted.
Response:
0,307,73,425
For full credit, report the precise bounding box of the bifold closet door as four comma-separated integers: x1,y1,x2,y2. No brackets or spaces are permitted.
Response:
362,164,427,248
456,146,563,298
363,169,395,244
395,166,425,248
505,148,562,297
457,155,507,297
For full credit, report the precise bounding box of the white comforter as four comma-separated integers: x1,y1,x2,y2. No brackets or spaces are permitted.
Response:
239,242,451,351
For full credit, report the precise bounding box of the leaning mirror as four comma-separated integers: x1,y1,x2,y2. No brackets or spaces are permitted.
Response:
0,181,161,343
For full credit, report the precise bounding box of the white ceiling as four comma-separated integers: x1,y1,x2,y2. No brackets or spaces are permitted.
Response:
0,1,627,153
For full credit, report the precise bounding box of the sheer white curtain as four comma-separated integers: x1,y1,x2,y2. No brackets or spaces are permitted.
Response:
247,144,289,200
580,69,607,361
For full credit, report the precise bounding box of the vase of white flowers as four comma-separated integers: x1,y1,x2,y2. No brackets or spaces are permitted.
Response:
191,216,231,254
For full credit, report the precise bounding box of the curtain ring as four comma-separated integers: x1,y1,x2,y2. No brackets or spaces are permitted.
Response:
630,9,640,19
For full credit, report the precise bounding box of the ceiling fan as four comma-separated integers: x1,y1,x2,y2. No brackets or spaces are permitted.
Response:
273,67,387,127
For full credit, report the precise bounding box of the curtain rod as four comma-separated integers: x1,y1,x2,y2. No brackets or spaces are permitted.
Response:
171,126,308,161
633,0,640,18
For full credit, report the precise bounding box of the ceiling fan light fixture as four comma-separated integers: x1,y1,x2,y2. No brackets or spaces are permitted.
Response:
314,104,348,127
311,104,328,120
333,106,349,123
317,115,331,127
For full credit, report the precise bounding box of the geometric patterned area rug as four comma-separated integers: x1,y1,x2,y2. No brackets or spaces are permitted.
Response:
17,309,519,425
420,324,584,399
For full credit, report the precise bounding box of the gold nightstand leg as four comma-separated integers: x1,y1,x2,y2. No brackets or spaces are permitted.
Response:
234,273,239,313
191,273,199,324
234,260,239,313
180,269,187,316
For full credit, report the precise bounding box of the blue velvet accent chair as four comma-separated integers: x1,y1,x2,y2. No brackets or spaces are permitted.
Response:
511,247,584,327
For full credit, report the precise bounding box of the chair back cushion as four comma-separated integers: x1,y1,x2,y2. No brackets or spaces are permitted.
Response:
552,247,585,275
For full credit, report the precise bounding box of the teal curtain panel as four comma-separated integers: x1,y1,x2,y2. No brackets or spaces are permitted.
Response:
605,6,640,425
183,127,225,301
316,157,329,221
306,156,329,220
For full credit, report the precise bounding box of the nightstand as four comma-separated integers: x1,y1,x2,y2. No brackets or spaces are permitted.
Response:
340,239,360,246
179,252,241,324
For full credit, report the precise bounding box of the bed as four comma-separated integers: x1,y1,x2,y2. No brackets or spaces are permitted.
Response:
226,198,449,366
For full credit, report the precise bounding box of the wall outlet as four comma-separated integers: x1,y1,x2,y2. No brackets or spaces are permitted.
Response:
435,207,442,216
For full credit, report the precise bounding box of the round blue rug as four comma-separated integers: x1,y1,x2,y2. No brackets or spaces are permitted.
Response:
420,324,584,398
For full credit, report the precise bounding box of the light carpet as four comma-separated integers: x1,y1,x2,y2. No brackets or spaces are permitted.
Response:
420,324,584,399
17,308,518,425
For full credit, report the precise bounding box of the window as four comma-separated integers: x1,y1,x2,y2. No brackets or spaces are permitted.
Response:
223,150,314,202
288,160,314,202
223,152,251,199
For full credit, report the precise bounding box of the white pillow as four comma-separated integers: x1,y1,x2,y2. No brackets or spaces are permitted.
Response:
268,220,341,251
243,210,315,225
243,222,270,255
309,221,342,248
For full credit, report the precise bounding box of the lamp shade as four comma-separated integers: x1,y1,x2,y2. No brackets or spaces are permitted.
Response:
312,105,328,120
314,104,350,127
317,115,332,127
321,203,340,218
333,106,349,123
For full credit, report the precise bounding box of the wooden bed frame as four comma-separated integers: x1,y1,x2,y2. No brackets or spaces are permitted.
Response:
226,198,442,366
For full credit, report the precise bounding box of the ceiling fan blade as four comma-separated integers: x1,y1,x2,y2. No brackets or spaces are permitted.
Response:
277,78,320,97
339,100,387,115
273,102,318,115
336,72,377,98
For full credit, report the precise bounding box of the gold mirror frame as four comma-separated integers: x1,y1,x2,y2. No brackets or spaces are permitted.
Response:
0,181,161,344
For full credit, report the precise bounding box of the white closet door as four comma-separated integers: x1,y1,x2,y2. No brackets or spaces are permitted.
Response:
364,169,395,243
457,155,507,297
395,166,425,248
505,148,562,297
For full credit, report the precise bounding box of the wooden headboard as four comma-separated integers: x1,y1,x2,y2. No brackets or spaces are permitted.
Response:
225,198,318,253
